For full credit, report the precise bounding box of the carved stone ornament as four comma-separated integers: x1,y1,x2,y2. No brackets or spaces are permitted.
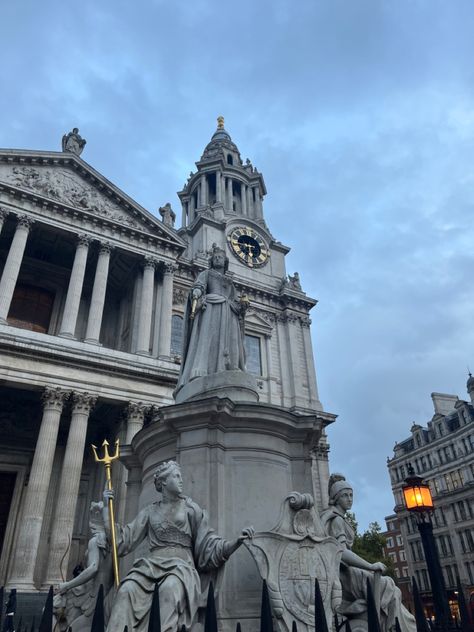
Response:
61,128,87,156
244,492,344,632
163,261,177,275
71,391,97,414
173,287,187,305
41,387,70,411
126,401,149,422
159,203,176,227
0,165,139,228
16,214,35,230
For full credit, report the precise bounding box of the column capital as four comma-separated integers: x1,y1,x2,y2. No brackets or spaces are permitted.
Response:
77,233,92,248
41,387,69,411
162,261,177,275
143,256,158,270
0,206,10,220
98,241,114,255
126,401,150,422
72,391,97,414
16,214,35,230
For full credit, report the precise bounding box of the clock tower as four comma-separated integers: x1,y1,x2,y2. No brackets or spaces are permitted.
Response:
176,117,325,413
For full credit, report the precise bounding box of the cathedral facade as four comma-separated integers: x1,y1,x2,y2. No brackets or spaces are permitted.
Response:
0,120,335,602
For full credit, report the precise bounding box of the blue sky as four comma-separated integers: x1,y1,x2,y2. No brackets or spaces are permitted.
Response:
2,0,473,529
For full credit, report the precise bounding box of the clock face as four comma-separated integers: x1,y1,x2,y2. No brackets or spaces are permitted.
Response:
227,227,269,268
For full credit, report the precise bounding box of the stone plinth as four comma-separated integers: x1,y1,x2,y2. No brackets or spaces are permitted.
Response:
173,370,259,404
127,397,336,632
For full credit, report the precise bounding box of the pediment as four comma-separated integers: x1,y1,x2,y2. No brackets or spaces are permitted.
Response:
0,150,184,249
246,309,275,333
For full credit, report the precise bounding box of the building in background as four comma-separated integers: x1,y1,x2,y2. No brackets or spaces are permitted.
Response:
382,514,413,611
387,379,474,618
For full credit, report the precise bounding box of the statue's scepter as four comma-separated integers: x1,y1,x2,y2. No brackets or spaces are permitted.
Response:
92,439,120,587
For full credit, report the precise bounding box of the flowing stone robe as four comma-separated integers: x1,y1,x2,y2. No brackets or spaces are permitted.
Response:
106,497,229,632
176,268,245,391
321,507,416,632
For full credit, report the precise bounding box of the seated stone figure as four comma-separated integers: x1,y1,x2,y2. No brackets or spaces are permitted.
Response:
320,474,416,632
104,461,253,632
53,501,114,632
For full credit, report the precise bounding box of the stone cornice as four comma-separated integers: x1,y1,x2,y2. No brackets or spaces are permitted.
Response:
0,149,186,253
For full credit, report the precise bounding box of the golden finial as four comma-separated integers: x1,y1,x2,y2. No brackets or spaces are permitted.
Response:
217,115,225,129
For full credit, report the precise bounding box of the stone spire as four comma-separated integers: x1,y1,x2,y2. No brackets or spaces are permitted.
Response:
177,117,267,227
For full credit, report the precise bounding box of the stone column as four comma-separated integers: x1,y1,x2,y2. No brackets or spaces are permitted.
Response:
200,174,207,207
84,242,112,344
0,207,9,235
126,401,148,443
136,257,156,355
247,185,253,217
181,200,187,229
241,184,247,216
59,235,91,338
253,185,262,218
0,215,35,323
215,171,222,203
45,392,97,584
157,262,176,357
227,178,233,211
7,387,69,589
189,194,195,223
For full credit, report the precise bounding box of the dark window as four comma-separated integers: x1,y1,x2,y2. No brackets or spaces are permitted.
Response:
7,284,55,333
170,314,184,355
227,154,233,165
244,334,262,375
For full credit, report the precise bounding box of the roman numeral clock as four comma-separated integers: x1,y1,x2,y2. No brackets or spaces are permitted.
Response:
227,226,270,268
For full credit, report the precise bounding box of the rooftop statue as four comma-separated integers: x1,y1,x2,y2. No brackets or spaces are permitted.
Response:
53,501,114,632
174,244,257,403
103,461,253,632
61,128,87,156
320,474,416,632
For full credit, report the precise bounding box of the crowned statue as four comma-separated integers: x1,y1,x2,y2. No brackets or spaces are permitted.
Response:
174,244,258,403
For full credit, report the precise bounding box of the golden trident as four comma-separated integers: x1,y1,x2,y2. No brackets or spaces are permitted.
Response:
92,439,120,587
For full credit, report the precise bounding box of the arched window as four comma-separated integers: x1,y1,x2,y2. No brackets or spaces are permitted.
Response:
171,314,184,355
227,154,233,165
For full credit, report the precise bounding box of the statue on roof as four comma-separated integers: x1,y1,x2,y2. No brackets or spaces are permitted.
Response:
62,128,87,156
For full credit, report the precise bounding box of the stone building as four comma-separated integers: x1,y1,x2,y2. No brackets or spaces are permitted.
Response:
382,514,413,611
0,119,334,600
386,380,474,617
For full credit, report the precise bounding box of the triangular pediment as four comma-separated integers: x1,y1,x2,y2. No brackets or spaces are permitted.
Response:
0,149,185,249
246,309,275,333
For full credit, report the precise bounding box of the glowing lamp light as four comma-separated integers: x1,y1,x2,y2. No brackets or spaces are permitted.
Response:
402,470,434,512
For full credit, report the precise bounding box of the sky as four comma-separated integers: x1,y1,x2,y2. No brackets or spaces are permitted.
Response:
1,0,474,529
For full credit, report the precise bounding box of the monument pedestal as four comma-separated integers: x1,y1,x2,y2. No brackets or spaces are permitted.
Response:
174,370,259,404
128,396,336,632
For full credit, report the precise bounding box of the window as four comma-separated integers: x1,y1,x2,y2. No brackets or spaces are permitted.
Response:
386,537,394,548
7,284,55,333
244,334,262,375
170,314,184,355
397,535,403,547
399,550,406,561
227,154,233,165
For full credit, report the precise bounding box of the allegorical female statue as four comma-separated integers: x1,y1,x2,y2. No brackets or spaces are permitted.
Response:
320,474,416,632
53,502,114,631
175,244,249,399
104,461,253,632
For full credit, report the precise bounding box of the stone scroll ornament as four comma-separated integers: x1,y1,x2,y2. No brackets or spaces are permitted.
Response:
245,492,344,632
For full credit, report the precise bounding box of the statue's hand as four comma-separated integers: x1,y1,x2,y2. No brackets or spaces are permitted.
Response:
103,488,114,504
192,288,202,300
55,582,67,595
371,562,386,573
238,526,255,542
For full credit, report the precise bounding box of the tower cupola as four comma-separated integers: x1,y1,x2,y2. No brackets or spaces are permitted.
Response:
178,117,267,228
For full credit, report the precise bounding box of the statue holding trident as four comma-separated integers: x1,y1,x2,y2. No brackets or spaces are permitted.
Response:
92,439,121,587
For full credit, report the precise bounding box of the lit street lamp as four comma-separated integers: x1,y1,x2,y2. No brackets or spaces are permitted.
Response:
402,465,451,631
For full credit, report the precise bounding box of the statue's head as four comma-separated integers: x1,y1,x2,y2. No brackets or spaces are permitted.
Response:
209,244,229,273
328,473,353,509
154,460,183,495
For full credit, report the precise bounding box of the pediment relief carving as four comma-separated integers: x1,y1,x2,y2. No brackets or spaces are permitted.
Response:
0,162,183,251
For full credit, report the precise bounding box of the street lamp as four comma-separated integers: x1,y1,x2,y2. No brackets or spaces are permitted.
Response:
403,465,451,630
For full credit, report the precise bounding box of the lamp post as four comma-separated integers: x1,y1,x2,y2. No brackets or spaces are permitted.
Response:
402,466,451,631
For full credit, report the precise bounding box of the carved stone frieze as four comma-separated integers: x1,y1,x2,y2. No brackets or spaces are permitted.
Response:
0,165,139,227
173,287,187,305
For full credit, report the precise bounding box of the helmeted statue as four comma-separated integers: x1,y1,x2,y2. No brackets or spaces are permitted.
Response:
320,474,416,632
104,461,253,632
174,244,256,403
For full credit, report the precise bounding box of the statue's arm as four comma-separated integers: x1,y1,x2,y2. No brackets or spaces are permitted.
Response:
57,538,100,594
102,489,149,555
